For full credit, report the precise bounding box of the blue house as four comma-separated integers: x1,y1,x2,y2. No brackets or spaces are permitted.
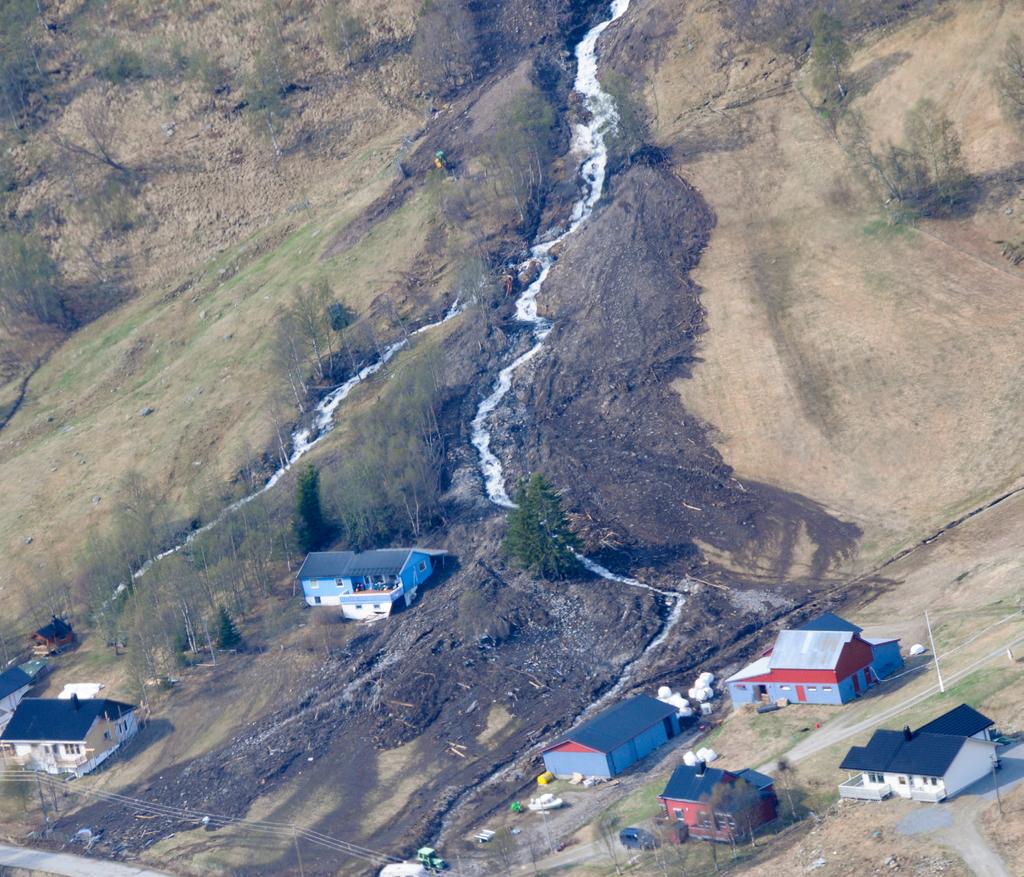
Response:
542,695,681,779
297,548,444,620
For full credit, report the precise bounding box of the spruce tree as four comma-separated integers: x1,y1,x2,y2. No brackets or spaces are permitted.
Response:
216,606,242,650
503,473,581,579
293,463,331,553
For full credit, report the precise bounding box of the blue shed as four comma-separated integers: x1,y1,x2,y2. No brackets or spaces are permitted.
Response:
865,637,904,679
297,548,445,620
542,695,680,779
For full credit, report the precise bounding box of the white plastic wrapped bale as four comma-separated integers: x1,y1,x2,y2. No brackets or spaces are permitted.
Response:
697,671,715,686
682,750,698,766
680,707,694,717
687,687,701,700
696,747,719,763
380,865,428,877
657,685,673,699
692,687,712,702
909,643,927,656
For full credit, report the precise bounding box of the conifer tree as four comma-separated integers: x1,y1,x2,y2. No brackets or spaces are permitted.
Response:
216,605,242,649
503,473,580,579
293,463,331,553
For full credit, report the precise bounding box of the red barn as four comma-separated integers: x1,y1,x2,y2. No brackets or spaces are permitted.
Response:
658,762,778,843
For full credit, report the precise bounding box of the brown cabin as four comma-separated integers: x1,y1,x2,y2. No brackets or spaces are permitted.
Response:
31,616,75,655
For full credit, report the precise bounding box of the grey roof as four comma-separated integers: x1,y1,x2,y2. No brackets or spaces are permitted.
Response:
768,629,854,670
799,612,863,634
0,667,31,701
917,704,994,738
661,765,775,803
1,698,135,743
548,695,678,754
840,729,973,777
297,549,422,579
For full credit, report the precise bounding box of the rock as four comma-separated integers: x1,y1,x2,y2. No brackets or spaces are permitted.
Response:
139,406,155,417
92,495,102,504
518,260,542,286
198,310,207,320
807,857,826,871
1007,207,1014,215
162,122,176,137
24,536,32,544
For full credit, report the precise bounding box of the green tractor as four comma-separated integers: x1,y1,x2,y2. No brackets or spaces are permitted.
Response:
417,847,447,873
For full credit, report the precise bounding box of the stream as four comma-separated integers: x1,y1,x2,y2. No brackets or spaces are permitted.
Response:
467,0,678,598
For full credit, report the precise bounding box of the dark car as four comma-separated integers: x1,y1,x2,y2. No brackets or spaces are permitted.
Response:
619,827,658,850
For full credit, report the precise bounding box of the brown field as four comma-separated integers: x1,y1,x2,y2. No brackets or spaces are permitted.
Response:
639,0,1024,575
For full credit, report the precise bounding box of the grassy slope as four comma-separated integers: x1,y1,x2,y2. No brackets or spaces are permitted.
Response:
642,0,1024,575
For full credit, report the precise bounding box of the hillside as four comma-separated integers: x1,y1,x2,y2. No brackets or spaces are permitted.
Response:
1,0,1024,875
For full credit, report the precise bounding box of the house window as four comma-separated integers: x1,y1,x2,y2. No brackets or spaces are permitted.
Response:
898,776,907,785
418,561,427,571
780,685,791,691
808,686,817,691
735,684,747,690
675,808,685,821
823,686,834,692
868,772,884,784
64,744,81,755
355,604,363,610
313,596,321,605
929,777,938,786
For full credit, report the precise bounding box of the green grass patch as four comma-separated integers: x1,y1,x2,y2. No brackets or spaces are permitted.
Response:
862,216,913,239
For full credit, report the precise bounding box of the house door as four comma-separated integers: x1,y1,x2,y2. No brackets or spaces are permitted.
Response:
795,685,807,702
852,673,862,695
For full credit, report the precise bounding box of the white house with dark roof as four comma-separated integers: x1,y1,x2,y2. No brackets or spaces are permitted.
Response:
297,548,445,620
838,704,997,802
0,696,138,776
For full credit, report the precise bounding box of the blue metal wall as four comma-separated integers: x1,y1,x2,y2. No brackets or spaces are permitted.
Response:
542,750,612,778
869,642,903,679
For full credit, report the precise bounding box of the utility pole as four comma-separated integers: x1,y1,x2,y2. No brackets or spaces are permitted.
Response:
34,771,50,836
991,758,1003,816
540,810,554,855
292,825,305,877
925,610,944,693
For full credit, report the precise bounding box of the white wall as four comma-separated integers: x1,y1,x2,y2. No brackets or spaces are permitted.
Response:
942,738,996,796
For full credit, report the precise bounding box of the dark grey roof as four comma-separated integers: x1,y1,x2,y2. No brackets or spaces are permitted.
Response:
661,765,728,801
661,765,775,803
1,698,135,743
799,612,863,634
34,616,73,640
0,667,32,701
297,549,424,579
550,695,678,754
840,729,973,776
917,704,994,738
736,768,775,790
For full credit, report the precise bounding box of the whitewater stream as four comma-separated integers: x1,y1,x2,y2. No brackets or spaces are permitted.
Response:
468,0,679,598
131,296,466,581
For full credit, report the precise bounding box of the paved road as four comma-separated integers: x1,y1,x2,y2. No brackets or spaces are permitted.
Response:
0,844,176,877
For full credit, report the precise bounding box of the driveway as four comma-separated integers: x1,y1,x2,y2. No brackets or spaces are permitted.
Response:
0,844,176,877
895,741,1024,877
